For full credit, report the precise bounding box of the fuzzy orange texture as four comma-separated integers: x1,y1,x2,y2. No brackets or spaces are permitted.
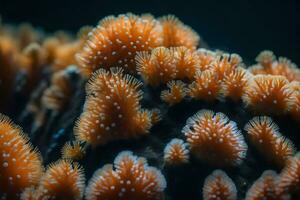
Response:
171,46,200,80
136,47,177,86
245,170,278,200
159,15,200,50
0,114,43,199
76,13,163,76
243,75,294,115
161,80,187,105
277,153,300,197
52,41,80,71
137,46,204,86
62,141,85,160
74,68,153,146
203,170,237,200
268,58,300,82
255,50,276,68
85,151,166,200
221,67,250,102
182,110,247,166
244,116,295,168
187,69,221,101
250,50,300,82
210,53,242,82
197,48,216,71
289,81,300,120
36,160,85,200
248,50,274,75
163,138,189,165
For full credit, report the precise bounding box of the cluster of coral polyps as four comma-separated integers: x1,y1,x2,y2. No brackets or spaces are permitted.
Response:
1,13,300,199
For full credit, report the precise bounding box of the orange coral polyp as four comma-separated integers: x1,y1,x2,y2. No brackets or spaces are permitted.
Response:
210,53,242,82
244,116,295,168
75,68,153,146
203,170,237,200
76,13,163,76
136,47,177,86
62,141,85,160
196,48,216,71
36,160,85,200
243,75,293,114
290,83,300,120
270,57,300,82
85,151,166,200
163,138,189,165
221,67,250,102
161,80,187,105
277,153,300,197
255,50,276,69
159,15,200,50
245,170,278,200
171,46,200,80
137,46,203,86
187,70,221,101
250,50,300,82
182,110,247,166
0,114,43,199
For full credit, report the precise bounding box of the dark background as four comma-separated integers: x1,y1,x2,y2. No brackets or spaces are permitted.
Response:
0,0,299,65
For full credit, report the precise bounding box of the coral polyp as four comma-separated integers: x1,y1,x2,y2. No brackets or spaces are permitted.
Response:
250,50,300,82
163,138,189,165
243,75,293,115
244,116,295,168
221,67,250,102
203,170,237,200
0,114,43,199
182,110,247,166
75,68,154,146
277,153,300,197
290,82,300,120
171,46,200,80
159,15,200,50
245,170,278,200
61,141,86,160
210,53,242,82
161,80,187,106
76,13,163,75
85,151,166,200
187,70,221,101
136,47,177,86
197,48,216,71
36,159,85,200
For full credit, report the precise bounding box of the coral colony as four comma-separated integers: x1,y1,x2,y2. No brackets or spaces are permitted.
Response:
1,13,300,200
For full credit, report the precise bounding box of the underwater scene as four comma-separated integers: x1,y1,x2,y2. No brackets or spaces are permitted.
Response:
0,1,300,199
